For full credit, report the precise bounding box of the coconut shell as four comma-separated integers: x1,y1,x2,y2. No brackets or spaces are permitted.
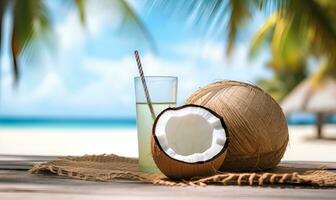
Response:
186,80,289,171
151,138,227,179
151,105,229,180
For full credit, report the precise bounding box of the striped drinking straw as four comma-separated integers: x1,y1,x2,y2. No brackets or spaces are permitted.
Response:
134,50,156,120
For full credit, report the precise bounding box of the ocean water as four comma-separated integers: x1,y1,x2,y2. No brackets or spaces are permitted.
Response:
0,118,136,128
0,114,335,128
287,114,336,125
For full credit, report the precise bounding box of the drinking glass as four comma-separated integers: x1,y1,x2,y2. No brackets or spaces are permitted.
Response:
134,76,177,173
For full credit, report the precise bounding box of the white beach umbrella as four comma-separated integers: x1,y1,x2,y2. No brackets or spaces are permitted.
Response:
282,78,336,113
281,77,336,138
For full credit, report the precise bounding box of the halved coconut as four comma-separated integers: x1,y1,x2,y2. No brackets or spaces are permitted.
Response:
151,104,229,179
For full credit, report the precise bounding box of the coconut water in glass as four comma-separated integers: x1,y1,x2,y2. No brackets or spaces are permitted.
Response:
134,76,177,173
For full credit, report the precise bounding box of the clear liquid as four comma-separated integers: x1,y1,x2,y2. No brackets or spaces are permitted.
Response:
136,102,176,173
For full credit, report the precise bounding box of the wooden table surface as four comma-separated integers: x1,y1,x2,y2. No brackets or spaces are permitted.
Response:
0,157,335,200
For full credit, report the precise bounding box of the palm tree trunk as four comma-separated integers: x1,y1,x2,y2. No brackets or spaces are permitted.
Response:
316,112,324,139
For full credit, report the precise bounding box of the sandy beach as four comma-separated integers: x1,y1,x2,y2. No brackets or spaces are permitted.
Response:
0,125,335,161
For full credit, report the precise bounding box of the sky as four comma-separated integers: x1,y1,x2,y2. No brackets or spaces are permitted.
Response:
0,0,272,118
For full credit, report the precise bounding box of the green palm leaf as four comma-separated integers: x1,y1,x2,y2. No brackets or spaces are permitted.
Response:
117,0,157,52
0,1,7,56
75,0,86,24
249,13,276,58
10,0,51,84
2,0,156,86
282,1,336,67
226,0,253,54
0,0,9,96
146,0,291,54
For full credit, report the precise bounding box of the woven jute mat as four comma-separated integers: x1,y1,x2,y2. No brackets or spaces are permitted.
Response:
29,154,336,187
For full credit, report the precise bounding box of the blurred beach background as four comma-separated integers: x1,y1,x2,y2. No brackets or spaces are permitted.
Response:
0,0,335,162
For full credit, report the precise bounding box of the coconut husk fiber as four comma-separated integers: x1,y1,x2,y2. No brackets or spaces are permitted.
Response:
30,154,336,187
186,80,289,171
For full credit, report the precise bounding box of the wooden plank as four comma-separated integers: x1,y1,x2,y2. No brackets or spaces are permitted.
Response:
0,182,335,200
1,154,336,170
0,170,335,200
0,156,335,199
0,155,58,161
0,188,335,200
279,161,336,170
0,155,58,170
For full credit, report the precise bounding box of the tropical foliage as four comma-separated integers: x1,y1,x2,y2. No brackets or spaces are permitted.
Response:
147,0,336,100
0,0,82,86
250,0,336,100
0,0,151,86
1,0,335,101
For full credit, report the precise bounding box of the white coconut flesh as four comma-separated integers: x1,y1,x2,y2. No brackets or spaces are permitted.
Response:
154,106,227,163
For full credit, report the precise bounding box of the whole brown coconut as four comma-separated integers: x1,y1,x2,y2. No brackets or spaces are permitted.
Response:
186,80,289,171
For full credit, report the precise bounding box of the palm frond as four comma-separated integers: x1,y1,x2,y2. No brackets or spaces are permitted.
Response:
257,63,307,101
311,61,329,87
278,1,336,62
311,58,336,86
0,0,9,96
11,0,52,85
251,11,309,71
10,28,19,84
251,0,336,85
146,0,254,54
270,16,293,69
253,0,290,15
145,0,296,54
117,0,157,52
227,0,293,55
147,0,335,61
75,0,86,24
0,0,8,56
62,0,86,24
205,0,224,26
277,0,336,85
249,13,276,58
226,0,254,54
146,0,225,36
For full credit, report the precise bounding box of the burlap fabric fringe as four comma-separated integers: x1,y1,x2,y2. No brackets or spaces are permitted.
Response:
30,154,336,187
